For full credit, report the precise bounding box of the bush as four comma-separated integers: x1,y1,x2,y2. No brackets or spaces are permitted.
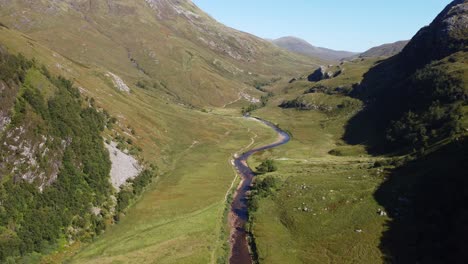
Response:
255,159,277,174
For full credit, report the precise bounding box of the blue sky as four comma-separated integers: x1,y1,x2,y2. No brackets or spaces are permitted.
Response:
193,0,452,52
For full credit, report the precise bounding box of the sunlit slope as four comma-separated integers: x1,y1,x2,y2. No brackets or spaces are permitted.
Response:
0,0,321,107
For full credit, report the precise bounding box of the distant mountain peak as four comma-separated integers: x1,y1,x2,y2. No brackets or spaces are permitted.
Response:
271,36,357,61
358,40,409,58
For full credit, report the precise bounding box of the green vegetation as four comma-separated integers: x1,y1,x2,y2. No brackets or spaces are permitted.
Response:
0,52,113,261
376,137,468,263
385,66,465,152
115,169,156,220
247,95,386,263
255,160,278,174
241,92,274,115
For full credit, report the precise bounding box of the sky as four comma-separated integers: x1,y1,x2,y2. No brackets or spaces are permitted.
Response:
193,0,452,52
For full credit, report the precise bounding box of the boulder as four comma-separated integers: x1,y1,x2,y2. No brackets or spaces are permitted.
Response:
307,66,327,82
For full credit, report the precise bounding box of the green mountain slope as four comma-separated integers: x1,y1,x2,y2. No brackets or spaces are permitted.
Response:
0,0,320,107
0,48,115,262
346,0,467,153
358,40,409,58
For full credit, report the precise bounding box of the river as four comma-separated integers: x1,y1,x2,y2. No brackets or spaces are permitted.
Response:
229,117,291,264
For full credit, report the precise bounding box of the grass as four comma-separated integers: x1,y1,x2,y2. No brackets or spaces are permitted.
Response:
64,115,278,264
244,59,395,263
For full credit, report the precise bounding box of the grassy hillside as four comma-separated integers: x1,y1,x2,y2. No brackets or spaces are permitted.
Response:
0,0,321,107
0,23,281,263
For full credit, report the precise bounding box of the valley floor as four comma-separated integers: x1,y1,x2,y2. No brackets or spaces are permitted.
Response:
246,107,390,263
60,111,279,264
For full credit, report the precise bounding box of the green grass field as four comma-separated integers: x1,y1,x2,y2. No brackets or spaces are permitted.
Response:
241,59,398,263
246,107,391,264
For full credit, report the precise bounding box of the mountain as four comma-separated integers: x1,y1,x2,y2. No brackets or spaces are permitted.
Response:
246,1,467,263
0,0,319,107
345,2,468,261
272,36,358,61
0,0,466,263
348,0,467,151
358,40,409,58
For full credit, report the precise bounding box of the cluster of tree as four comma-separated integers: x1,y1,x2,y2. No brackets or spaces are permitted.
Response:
0,51,33,84
0,52,114,261
255,159,278,174
385,66,465,153
248,176,280,213
278,97,310,110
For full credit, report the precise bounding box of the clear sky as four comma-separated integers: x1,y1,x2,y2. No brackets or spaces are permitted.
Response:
193,0,452,52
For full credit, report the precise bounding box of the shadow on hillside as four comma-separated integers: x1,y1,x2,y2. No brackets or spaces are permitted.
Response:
374,137,468,263
342,108,384,154
342,56,403,155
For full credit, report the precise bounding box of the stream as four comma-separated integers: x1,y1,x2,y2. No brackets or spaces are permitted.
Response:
229,117,291,264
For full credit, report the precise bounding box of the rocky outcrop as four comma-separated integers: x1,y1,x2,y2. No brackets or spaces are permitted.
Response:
398,0,468,70
307,66,339,82
107,72,131,93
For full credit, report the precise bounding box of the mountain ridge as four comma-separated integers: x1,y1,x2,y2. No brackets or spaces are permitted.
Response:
358,40,409,58
271,36,358,61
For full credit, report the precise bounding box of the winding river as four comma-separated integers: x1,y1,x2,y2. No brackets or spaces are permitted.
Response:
229,117,291,264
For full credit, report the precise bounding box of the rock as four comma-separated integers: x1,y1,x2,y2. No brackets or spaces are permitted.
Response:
105,141,141,189
333,70,342,78
377,208,387,216
307,66,327,82
107,72,130,93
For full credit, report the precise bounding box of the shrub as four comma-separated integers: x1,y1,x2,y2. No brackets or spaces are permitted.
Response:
255,159,277,174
